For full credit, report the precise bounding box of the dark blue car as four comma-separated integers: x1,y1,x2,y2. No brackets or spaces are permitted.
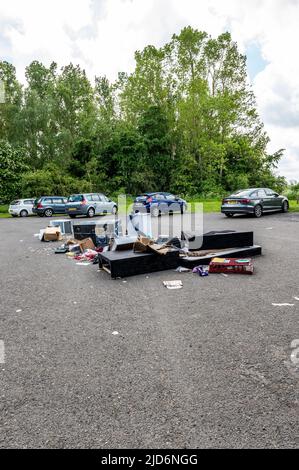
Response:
133,192,187,217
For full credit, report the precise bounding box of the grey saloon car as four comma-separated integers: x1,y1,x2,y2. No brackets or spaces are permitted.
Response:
65,193,118,218
221,188,289,218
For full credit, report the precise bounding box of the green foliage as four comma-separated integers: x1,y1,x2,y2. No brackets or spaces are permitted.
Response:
0,140,28,202
0,27,286,201
285,182,299,200
21,164,91,198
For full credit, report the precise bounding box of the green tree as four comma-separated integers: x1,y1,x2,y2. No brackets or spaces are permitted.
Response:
0,62,23,144
0,140,28,202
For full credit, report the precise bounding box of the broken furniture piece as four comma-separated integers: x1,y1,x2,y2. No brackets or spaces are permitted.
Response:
181,245,262,269
73,219,122,247
98,230,262,278
98,249,180,279
181,230,254,251
111,236,138,251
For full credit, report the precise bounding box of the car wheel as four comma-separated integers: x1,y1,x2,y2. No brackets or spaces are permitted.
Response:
87,207,95,218
281,200,289,213
20,210,28,217
44,208,53,217
11,214,18,218
151,207,160,217
254,204,263,218
225,213,234,218
38,213,44,217
112,205,118,215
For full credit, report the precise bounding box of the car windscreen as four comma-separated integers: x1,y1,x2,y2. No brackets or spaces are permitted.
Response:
68,195,84,202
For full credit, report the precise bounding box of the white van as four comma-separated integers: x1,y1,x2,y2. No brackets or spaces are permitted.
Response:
9,199,35,217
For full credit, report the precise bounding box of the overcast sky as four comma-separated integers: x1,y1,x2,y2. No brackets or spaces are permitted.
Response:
1,0,298,181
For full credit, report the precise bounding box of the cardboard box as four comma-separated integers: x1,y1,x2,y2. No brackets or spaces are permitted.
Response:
42,226,63,242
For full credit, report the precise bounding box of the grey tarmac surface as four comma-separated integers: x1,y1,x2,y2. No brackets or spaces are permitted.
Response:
0,212,298,448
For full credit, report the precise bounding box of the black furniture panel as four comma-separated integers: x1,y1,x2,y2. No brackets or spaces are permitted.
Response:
181,231,254,251
98,250,180,278
73,220,121,246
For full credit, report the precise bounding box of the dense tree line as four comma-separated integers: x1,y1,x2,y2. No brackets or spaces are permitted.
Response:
0,27,286,203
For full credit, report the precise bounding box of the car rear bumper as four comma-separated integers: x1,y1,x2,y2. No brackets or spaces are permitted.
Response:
65,209,86,216
32,208,43,214
221,205,254,214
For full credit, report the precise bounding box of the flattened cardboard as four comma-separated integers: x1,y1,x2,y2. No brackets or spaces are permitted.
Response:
133,236,153,253
78,237,95,252
66,237,95,252
133,235,172,255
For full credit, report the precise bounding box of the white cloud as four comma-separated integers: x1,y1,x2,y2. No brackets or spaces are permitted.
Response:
0,0,298,180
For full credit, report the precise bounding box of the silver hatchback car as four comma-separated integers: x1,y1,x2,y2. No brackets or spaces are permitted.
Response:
65,193,118,218
9,198,35,217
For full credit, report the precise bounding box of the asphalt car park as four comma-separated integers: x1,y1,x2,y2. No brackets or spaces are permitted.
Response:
0,212,298,448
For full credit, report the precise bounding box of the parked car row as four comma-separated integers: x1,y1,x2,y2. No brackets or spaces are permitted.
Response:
9,193,118,218
8,187,288,219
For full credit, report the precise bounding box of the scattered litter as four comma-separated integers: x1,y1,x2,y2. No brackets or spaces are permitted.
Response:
192,266,209,277
76,262,90,266
209,258,254,275
74,249,98,262
73,301,77,305
55,245,68,254
175,266,191,273
112,331,119,335
293,297,299,301
221,273,229,278
266,227,273,230
272,303,295,307
34,233,39,238
16,309,22,313
123,280,127,283
163,280,183,290
19,240,24,243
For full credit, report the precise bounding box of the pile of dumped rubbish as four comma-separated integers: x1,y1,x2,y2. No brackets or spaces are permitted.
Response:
36,213,262,279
